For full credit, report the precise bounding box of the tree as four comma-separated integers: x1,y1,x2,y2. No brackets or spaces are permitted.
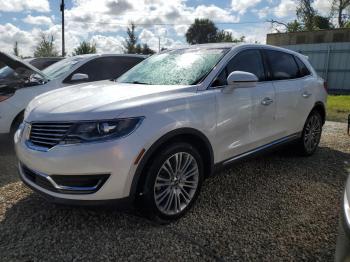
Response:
332,0,350,27
268,19,303,32
72,41,97,55
13,41,19,57
185,18,218,44
141,44,155,54
123,22,138,54
313,15,333,29
296,0,316,31
34,33,59,57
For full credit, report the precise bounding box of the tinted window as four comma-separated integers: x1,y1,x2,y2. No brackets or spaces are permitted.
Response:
211,49,265,87
227,50,265,81
66,56,144,83
294,56,311,77
265,50,299,80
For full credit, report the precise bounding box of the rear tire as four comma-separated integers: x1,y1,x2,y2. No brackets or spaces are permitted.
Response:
295,110,323,156
139,142,204,223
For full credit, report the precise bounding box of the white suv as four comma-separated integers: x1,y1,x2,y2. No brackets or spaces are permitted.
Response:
15,44,327,222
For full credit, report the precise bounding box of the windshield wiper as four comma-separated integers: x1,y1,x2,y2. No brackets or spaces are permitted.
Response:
126,81,150,85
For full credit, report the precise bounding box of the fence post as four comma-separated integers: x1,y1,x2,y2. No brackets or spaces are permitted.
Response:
324,45,331,81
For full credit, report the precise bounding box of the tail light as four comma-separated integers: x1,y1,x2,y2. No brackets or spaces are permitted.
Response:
323,81,328,93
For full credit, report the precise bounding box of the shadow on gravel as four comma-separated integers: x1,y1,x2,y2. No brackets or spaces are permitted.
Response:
0,135,18,187
0,145,349,261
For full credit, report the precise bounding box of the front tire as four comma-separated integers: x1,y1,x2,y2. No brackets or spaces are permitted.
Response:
296,110,323,156
140,142,204,223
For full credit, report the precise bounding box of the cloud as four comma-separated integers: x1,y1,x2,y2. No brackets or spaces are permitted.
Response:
22,15,53,27
313,0,332,16
231,0,261,15
253,7,271,19
0,0,50,12
273,0,296,18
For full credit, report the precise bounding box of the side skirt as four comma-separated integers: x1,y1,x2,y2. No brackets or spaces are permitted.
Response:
213,132,301,172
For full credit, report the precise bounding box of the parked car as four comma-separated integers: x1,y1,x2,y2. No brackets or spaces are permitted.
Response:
335,176,350,261
24,57,64,70
0,57,62,80
0,52,146,134
14,43,327,222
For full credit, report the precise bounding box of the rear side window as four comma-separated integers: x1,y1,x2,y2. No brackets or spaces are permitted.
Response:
65,56,144,83
227,49,265,81
265,50,299,80
294,56,311,77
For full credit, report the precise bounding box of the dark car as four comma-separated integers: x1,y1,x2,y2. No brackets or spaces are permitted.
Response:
336,176,350,262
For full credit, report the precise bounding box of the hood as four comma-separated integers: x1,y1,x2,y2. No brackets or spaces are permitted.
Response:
26,80,197,121
0,52,49,80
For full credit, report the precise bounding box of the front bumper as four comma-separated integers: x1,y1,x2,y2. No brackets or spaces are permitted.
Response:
14,124,144,202
335,190,350,262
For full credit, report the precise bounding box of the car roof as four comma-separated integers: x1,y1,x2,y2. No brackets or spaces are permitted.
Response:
71,53,148,59
167,43,303,57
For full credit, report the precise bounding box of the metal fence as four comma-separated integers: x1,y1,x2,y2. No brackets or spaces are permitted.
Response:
282,42,350,94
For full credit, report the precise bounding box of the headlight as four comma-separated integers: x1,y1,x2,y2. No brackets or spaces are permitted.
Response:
61,117,144,144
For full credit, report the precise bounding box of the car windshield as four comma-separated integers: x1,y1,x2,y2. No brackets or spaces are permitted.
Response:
42,57,84,79
117,48,228,85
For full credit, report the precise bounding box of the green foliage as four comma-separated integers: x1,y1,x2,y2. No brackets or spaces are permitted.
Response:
186,18,245,44
185,18,218,44
123,23,155,54
313,15,333,29
123,23,138,54
72,41,97,55
13,41,19,57
34,33,59,57
286,20,304,32
296,0,316,31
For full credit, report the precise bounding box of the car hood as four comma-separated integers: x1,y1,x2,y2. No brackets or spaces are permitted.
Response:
0,52,49,80
25,80,197,122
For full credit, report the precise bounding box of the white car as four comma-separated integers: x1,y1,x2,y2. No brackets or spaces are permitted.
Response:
0,53,145,134
15,43,327,222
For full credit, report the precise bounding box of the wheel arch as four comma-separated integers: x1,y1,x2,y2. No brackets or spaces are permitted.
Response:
130,128,214,199
312,101,326,125
10,109,25,133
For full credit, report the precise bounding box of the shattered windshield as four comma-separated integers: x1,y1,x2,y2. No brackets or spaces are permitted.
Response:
117,48,228,85
43,57,84,79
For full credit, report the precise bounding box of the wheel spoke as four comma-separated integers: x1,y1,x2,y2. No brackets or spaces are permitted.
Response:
154,151,199,215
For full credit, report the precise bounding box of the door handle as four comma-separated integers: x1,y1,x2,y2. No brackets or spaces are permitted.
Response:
302,92,312,98
261,97,273,106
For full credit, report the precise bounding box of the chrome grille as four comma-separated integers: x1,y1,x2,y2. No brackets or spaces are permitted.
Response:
29,122,73,148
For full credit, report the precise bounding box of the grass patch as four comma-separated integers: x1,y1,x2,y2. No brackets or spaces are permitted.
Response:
327,95,350,122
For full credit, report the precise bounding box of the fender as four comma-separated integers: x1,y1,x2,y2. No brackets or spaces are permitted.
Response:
129,127,214,199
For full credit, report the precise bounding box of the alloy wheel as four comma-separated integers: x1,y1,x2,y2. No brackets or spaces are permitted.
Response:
153,152,199,216
303,114,322,153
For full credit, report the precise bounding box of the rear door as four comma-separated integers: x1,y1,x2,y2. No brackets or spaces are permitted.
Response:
263,49,302,136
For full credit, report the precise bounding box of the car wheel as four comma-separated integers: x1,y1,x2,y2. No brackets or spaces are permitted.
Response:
140,142,204,223
297,110,323,156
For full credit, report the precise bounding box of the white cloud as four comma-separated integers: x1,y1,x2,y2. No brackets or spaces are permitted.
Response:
313,0,332,16
23,15,53,27
273,0,296,18
231,0,261,15
253,7,271,19
0,0,50,12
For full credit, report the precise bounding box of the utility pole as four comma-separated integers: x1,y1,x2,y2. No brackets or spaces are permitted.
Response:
158,36,160,53
60,0,65,57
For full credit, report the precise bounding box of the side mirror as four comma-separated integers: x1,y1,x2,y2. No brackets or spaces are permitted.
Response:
71,73,89,82
226,71,258,89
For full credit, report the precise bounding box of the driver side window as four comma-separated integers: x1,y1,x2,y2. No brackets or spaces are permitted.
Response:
211,49,265,87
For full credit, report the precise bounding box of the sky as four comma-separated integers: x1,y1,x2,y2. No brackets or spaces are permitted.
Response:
0,0,332,57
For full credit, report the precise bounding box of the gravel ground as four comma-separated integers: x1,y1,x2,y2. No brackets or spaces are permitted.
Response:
0,122,349,261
